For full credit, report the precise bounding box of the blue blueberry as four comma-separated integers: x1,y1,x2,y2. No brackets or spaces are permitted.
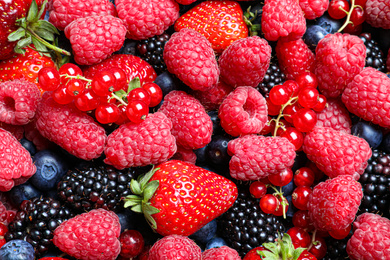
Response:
0,240,34,260
7,182,42,205
204,237,227,250
190,219,218,244
303,24,331,52
194,145,208,165
380,133,390,153
154,72,183,97
314,13,343,33
115,39,138,55
207,110,223,135
19,138,36,156
351,121,383,149
116,209,138,233
282,179,295,196
285,195,296,218
30,150,69,191
206,135,231,166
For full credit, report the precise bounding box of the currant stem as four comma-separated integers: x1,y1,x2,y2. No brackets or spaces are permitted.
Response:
272,96,298,137
338,0,356,32
111,92,128,106
307,229,317,251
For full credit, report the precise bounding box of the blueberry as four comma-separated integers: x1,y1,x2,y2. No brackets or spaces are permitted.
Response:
116,209,138,233
351,121,383,149
7,182,42,205
282,179,294,196
206,135,231,166
115,39,137,55
285,195,296,218
0,240,34,260
154,72,183,97
303,24,331,52
314,13,343,33
205,237,227,250
190,219,218,244
19,138,36,156
207,110,223,135
194,145,208,165
30,150,69,191
380,133,390,153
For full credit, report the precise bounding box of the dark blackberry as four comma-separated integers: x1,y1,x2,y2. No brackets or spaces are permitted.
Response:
256,59,286,98
323,231,352,260
5,197,73,257
359,33,386,72
136,33,170,74
218,186,285,257
358,149,390,218
57,164,146,212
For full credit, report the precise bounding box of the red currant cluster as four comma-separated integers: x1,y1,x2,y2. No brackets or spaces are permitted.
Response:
0,222,7,248
261,71,326,151
38,64,163,125
329,0,367,34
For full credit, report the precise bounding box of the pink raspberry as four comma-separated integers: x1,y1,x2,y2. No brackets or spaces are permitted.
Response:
261,0,306,42
0,122,24,140
171,146,197,165
302,127,371,179
49,0,116,31
191,80,233,111
0,193,17,226
53,209,121,260
307,175,363,232
275,38,315,80
315,33,366,98
24,120,54,151
0,128,36,192
163,29,219,91
228,135,296,180
64,15,127,65
342,67,390,128
116,0,179,40
149,235,202,260
315,98,352,133
104,112,177,170
299,0,329,20
202,246,241,260
347,213,390,260
218,86,268,137
158,91,213,150
0,79,41,125
218,36,272,88
365,0,390,29
35,95,107,161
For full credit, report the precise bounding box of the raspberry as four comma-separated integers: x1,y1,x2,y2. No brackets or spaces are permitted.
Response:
346,213,390,260
218,86,268,137
365,0,390,29
0,79,41,125
49,0,116,31
302,127,372,179
104,112,177,170
53,209,121,260
342,67,390,128
116,0,179,40
0,128,36,192
148,235,202,260
202,246,241,260
275,38,315,80
163,29,219,91
261,0,306,42
0,193,16,226
35,95,107,161
171,146,197,165
191,80,234,111
23,120,54,151
0,122,24,140
158,91,213,150
299,0,329,20
228,135,296,180
218,36,272,88
315,33,366,98
307,175,363,232
315,98,352,134
64,15,127,65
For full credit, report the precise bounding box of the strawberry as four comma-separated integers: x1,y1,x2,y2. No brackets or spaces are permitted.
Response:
123,160,238,236
174,0,249,54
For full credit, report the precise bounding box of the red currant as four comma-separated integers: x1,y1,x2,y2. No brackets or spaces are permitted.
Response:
306,161,324,182
65,79,85,97
328,0,350,19
350,6,366,26
127,88,151,106
292,186,312,210
126,100,149,124
298,87,319,108
0,222,6,248
269,85,292,105
266,97,282,116
59,63,83,84
312,94,327,112
268,168,293,187
329,225,351,240
295,72,318,89
309,236,327,259
273,195,289,217
119,230,145,258
107,67,128,91
279,127,304,151
52,84,74,104
115,105,131,125
260,116,274,135
287,227,311,249
95,103,120,124
91,70,117,97
343,22,363,35
355,0,367,6
294,167,315,187
284,103,301,123
259,194,279,214
142,82,163,107
292,210,315,231
38,67,60,91
283,80,300,96
292,108,317,132
74,89,101,112
249,181,267,199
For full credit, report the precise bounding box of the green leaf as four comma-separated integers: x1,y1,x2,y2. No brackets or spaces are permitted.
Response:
32,37,48,53
258,250,278,260
144,212,158,230
8,28,26,42
143,180,159,202
123,198,142,208
34,28,54,42
293,248,307,260
139,167,158,189
37,0,48,21
35,20,59,35
130,179,142,195
15,36,32,51
27,0,39,22
143,203,160,215
131,204,143,213
263,242,279,256
126,77,141,93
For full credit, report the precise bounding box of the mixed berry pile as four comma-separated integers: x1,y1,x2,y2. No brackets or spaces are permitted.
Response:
0,0,390,259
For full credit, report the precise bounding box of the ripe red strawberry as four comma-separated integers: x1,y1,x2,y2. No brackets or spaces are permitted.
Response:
174,0,248,54
315,98,352,134
64,15,127,65
116,0,179,40
365,0,390,29
83,54,157,86
148,235,202,260
53,209,121,260
307,175,363,232
123,160,238,236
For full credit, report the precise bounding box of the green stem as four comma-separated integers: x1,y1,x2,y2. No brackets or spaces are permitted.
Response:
272,96,298,137
26,27,71,56
338,0,356,32
111,92,128,106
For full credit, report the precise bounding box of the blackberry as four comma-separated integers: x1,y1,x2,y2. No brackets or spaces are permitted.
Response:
136,33,170,74
5,197,73,257
323,231,352,260
218,186,285,257
57,164,146,213
256,59,286,98
358,149,390,218
359,33,386,72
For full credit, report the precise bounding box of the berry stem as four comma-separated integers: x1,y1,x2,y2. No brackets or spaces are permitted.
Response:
111,92,128,106
26,28,71,56
271,96,298,137
338,0,356,32
307,229,317,251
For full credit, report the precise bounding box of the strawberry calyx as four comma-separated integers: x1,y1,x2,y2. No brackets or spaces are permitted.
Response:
258,234,307,260
7,0,71,57
243,7,262,36
123,166,161,230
